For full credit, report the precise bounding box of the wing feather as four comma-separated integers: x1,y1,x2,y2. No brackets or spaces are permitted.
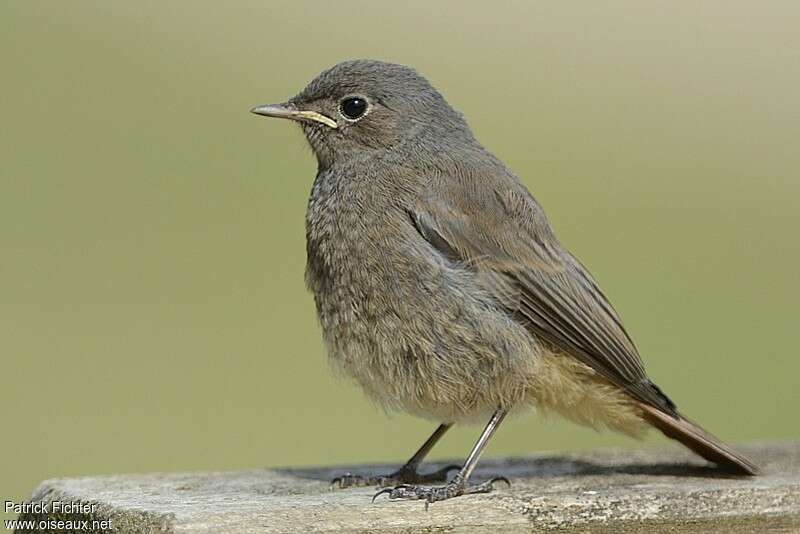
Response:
410,185,676,414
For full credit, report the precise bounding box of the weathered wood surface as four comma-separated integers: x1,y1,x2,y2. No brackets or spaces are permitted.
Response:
16,441,800,533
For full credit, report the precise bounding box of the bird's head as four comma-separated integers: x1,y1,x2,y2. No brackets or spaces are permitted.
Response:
251,59,471,169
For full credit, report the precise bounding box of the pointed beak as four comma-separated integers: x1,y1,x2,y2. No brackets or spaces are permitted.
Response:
250,102,338,129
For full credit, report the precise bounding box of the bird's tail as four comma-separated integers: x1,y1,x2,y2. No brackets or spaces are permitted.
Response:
638,402,759,475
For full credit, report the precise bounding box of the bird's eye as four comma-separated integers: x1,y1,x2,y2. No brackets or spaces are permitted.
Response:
339,97,368,120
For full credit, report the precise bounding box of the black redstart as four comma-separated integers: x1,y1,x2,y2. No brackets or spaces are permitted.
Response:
251,60,757,504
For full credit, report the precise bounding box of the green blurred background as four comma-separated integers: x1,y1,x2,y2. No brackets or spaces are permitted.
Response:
2,1,798,510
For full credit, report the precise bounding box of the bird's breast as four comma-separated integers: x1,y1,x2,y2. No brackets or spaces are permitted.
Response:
304,169,399,336
300,167,543,422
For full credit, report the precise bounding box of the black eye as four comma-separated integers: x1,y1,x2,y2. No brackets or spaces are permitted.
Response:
339,97,368,120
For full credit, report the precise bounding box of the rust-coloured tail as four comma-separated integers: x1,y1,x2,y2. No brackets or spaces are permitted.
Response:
638,402,759,475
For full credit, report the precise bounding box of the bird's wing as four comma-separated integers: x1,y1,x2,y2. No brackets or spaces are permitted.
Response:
409,181,677,414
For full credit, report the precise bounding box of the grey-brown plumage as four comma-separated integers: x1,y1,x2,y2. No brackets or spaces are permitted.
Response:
251,60,757,504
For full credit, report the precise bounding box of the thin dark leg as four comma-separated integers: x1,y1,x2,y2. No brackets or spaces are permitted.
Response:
331,423,460,489
401,423,452,472
373,410,510,506
454,410,506,482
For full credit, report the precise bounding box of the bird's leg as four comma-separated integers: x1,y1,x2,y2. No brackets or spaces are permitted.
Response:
331,423,459,489
373,409,510,506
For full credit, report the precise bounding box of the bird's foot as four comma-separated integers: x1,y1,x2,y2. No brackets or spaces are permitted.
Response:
372,476,510,507
330,464,460,489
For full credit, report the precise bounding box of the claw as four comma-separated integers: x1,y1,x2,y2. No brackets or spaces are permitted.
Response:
372,487,395,503
488,476,511,488
329,472,356,489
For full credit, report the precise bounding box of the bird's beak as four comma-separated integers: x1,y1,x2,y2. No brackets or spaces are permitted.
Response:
250,102,338,129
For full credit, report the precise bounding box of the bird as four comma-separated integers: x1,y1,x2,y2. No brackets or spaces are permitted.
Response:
250,59,758,504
